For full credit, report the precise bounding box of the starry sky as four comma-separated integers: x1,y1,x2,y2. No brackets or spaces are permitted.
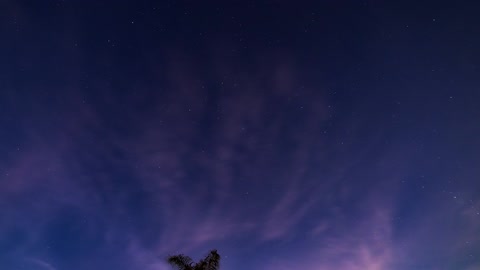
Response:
1,1,480,270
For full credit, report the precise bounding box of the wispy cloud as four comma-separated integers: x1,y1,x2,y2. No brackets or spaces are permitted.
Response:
27,258,57,270
262,202,395,270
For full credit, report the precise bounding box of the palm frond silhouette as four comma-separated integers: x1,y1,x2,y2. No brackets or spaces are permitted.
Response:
167,249,220,270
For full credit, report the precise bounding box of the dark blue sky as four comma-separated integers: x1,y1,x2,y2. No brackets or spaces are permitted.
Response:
1,1,480,270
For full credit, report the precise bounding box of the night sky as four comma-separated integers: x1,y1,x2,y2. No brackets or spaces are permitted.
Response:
2,1,480,270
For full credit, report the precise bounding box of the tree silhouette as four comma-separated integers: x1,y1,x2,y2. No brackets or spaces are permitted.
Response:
167,249,220,270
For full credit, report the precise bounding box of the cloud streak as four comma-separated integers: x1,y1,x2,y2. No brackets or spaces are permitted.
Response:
27,258,57,270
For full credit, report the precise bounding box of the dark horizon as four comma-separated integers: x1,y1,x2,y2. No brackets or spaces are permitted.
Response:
1,1,480,269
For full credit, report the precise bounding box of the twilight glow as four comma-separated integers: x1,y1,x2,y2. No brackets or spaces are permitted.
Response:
1,1,480,270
